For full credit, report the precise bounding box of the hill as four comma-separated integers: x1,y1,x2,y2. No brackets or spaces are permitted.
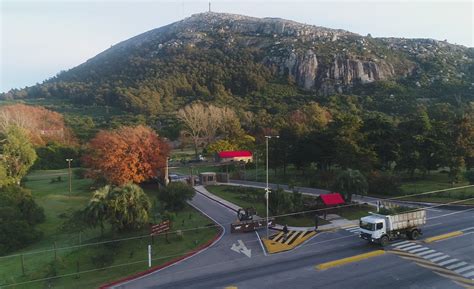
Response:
2,12,473,115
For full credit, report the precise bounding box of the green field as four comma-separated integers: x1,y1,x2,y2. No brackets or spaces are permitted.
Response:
0,169,218,289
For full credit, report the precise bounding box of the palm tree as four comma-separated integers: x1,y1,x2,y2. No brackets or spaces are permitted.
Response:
107,184,151,231
333,169,368,202
83,185,110,236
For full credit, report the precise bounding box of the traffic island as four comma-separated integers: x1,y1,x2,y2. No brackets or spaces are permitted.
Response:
262,230,316,254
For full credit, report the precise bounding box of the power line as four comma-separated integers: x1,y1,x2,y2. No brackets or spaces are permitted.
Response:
1,184,472,260
4,196,473,288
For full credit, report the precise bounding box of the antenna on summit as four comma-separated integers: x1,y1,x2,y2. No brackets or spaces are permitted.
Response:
208,2,211,12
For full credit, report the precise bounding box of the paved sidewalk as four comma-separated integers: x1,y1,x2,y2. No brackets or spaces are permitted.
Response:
194,185,241,212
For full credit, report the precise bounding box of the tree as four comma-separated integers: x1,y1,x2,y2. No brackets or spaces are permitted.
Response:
207,139,239,156
158,182,195,211
83,184,152,232
0,126,37,185
107,184,151,231
0,104,76,146
83,185,110,235
177,103,242,157
0,185,44,254
269,187,292,216
333,169,368,202
83,125,169,186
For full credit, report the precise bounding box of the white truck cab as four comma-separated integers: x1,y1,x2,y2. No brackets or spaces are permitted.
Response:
359,215,386,242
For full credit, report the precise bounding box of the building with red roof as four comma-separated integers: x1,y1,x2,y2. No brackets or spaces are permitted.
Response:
218,150,253,163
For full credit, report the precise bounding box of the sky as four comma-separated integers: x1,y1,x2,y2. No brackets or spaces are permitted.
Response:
1,0,473,92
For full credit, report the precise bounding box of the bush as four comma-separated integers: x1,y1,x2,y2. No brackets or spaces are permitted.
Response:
158,183,196,211
74,168,87,179
367,171,401,195
33,143,81,170
464,170,474,185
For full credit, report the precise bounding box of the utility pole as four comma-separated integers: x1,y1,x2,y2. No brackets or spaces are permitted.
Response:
208,1,211,12
255,150,258,182
265,135,279,239
66,159,73,195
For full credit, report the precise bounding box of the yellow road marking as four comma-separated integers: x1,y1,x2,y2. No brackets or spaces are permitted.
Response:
224,287,238,289
315,250,385,270
272,231,284,241
263,231,316,254
424,231,463,243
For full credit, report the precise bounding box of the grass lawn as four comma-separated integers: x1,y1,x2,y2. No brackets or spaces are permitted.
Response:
0,169,218,289
370,172,474,205
337,204,373,220
205,185,329,227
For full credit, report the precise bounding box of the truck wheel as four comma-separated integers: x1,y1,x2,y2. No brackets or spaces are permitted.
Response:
380,235,389,247
409,230,420,240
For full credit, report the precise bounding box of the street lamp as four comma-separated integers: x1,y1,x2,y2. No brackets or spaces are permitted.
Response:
66,159,73,195
265,135,279,239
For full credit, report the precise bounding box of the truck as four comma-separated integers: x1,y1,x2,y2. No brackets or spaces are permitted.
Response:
359,210,426,246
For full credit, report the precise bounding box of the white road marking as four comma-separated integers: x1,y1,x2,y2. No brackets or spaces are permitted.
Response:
463,271,474,278
255,231,267,257
391,240,411,246
423,252,444,259
401,245,422,251
423,222,443,228
447,261,468,270
437,259,459,266
430,255,450,262
428,208,474,220
455,265,474,274
417,250,436,256
408,247,430,254
231,240,252,258
396,243,417,249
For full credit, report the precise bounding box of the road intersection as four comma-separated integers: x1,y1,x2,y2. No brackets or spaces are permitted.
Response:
112,184,474,289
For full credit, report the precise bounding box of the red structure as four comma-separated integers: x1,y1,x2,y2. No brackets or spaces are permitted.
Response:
319,193,345,206
218,150,253,163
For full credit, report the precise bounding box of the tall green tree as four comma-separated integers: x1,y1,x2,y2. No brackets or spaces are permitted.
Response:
107,184,151,231
158,182,195,211
83,186,111,235
333,169,368,202
0,126,37,185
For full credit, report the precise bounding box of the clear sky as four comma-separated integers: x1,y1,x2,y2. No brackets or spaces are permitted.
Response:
1,0,473,92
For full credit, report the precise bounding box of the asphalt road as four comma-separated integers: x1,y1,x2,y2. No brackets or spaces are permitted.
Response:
114,190,474,289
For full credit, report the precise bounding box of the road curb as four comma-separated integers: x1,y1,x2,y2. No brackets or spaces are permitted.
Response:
194,188,239,212
98,213,224,288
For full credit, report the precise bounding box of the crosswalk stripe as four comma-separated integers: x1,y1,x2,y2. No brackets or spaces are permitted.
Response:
408,247,430,254
455,265,474,274
447,262,468,270
284,231,300,245
437,259,459,266
391,240,411,246
424,252,444,259
430,255,450,263
401,245,422,251
396,243,417,249
463,270,474,278
417,250,436,256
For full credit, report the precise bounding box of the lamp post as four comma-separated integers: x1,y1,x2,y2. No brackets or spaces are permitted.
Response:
265,135,279,239
66,159,73,195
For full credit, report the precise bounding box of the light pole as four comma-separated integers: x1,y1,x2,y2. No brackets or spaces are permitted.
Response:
66,159,73,195
265,135,279,239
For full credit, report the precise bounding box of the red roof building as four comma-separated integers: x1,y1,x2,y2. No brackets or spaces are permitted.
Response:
319,193,345,206
218,151,253,163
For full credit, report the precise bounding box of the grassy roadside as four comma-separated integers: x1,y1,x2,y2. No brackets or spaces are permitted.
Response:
0,169,218,289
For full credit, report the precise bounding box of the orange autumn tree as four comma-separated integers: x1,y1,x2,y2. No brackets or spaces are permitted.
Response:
0,104,76,146
84,125,169,186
